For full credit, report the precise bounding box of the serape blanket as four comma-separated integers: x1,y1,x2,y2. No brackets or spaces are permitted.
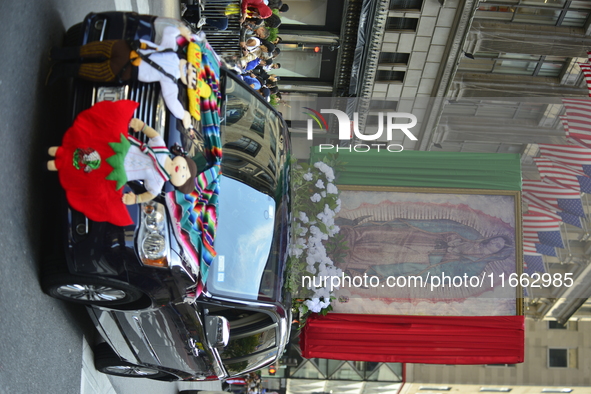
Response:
167,35,222,290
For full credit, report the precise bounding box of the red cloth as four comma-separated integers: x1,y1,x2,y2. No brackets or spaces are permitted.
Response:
55,100,139,226
300,313,525,364
241,0,273,19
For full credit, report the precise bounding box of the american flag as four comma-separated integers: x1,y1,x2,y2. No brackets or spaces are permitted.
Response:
563,98,591,135
523,193,563,214
534,157,591,193
558,211,583,228
527,202,580,232
561,113,591,150
526,203,561,220
538,231,566,248
536,243,558,256
565,130,591,150
523,226,564,249
537,143,591,176
561,115,569,134
524,240,556,257
522,204,566,248
523,241,538,255
576,64,591,97
522,179,586,217
523,254,547,275
523,231,565,248
562,98,591,148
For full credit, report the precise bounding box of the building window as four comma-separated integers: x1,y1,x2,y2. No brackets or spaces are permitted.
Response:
267,157,276,173
224,137,261,156
458,52,568,77
480,389,512,392
279,0,328,26
548,348,568,368
486,364,517,367
386,17,419,31
379,52,410,65
541,389,573,393
285,120,308,129
375,70,406,82
419,387,451,391
442,99,547,121
389,0,423,10
475,0,591,27
369,100,399,111
548,321,567,329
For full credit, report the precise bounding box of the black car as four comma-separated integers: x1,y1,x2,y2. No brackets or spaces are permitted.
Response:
42,11,292,381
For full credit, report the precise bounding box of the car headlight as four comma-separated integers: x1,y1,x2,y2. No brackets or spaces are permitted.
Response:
138,201,170,268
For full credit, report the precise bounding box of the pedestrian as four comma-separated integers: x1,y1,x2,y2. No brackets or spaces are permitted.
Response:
240,0,273,23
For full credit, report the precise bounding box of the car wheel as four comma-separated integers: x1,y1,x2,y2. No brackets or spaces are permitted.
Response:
94,343,176,380
96,359,170,379
41,273,148,309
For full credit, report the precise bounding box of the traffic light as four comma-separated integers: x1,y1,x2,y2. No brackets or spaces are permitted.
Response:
268,364,277,375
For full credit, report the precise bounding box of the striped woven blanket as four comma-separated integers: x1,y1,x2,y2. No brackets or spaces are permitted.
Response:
167,36,222,290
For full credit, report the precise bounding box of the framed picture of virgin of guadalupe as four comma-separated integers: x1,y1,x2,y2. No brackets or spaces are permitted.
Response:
330,186,523,316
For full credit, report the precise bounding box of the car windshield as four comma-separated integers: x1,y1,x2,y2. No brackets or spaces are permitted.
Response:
218,71,285,197
206,72,290,301
208,176,276,300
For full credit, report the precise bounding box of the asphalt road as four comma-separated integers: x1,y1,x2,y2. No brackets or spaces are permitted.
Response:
0,1,220,393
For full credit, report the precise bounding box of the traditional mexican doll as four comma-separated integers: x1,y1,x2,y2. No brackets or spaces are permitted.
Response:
47,100,197,226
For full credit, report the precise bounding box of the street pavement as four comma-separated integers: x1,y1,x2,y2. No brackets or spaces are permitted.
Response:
0,0,226,393
80,337,223,394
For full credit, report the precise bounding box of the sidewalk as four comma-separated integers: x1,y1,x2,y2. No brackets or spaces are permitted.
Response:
80,335,223,394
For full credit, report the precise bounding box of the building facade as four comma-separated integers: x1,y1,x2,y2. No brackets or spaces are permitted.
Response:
279,0,591,323
403,320,591,391
271,1,591,392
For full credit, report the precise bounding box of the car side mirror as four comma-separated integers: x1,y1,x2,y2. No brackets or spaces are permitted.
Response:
205,315,230,348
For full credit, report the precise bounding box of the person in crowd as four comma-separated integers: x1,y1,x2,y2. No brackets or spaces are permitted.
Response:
243,57,262,71
240,0,273,22
242,73,263,89
262,60,280,72
262,13,282,28
251,62,271,80
241,37,262,53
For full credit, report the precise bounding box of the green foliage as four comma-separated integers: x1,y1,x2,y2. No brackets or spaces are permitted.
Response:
269,94,279,107
222,335,260,360
324,232,349,267
268,27,279,42
321,152,347,176
268,10,280,42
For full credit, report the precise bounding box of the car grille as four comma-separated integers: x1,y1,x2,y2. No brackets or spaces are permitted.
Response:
72,81,161,145
126,81,161,144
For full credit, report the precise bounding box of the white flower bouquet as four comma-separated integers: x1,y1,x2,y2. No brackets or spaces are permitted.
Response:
286,154,347,325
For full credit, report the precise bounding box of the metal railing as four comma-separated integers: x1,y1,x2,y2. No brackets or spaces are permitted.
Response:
186,0,242,58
